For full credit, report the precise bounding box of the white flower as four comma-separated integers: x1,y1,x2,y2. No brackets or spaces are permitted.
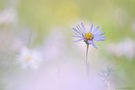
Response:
0,8,18,24
17,47,43,69
99,67,115,90
107,38,135,59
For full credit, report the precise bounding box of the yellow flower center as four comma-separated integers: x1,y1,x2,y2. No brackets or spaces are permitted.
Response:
84,32,94,40
25,55,32,62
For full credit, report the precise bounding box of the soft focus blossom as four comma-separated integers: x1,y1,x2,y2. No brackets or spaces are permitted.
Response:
107,38,135,59
99,67,115,90
73,22,105,48
99,67,113,81
0,7,18,24
16,47,43,69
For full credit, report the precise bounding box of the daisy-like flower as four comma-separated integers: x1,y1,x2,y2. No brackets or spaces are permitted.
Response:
73,22,106,83
17,47,43,69
73,22,105,48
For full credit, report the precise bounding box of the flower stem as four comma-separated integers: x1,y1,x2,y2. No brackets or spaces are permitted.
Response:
86,44,89,79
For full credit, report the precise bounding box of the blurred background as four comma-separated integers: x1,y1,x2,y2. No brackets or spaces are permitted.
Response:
0,0,135,90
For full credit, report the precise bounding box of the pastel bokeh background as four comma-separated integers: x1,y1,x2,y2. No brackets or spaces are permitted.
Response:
0,0,135,90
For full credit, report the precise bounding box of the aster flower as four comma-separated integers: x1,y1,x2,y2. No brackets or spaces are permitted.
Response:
73,22,105,48
73,22,106,84
16,47,43,69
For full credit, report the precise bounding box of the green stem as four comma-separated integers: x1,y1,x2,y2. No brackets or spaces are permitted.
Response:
86,44,89,79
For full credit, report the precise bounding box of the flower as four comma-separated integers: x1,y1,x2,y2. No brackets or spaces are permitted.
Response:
0,8,18,24
16,47,43,69
98,67,115,90
73,22,105,48
107,38,135,59
98,67,113,81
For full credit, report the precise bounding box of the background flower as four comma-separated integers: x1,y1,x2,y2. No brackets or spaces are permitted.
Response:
16,47,43,69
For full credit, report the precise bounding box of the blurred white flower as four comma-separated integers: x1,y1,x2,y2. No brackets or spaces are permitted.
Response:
0,7,18,24
99,67,113,81
99,67,115,90
107,38,135,59
17,47,43,69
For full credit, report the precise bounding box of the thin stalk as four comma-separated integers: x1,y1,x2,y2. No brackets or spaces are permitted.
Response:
86,44,89,79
